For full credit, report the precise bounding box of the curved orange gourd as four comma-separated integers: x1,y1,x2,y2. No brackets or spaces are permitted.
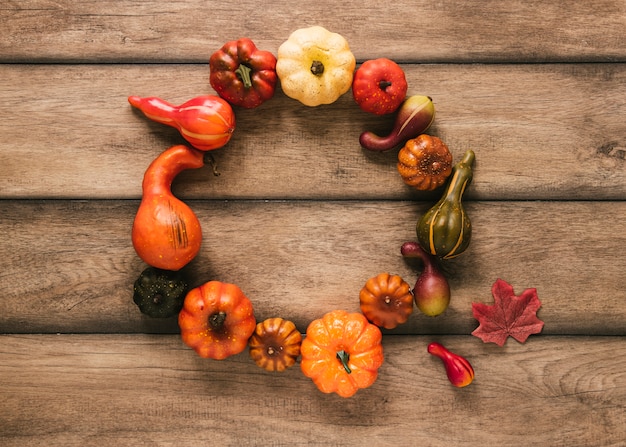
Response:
132,145,204,271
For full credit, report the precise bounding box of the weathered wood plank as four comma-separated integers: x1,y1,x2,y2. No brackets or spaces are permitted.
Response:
1,334,624,447
1,2,624,446
1,200,624,335
0,63,624,200
1,0,624,63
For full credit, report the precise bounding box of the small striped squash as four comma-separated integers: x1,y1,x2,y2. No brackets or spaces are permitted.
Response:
416,150,475,259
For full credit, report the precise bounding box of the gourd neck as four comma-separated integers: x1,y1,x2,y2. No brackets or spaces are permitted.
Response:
443,150,475,201
141,145,205,196
128,96,177,124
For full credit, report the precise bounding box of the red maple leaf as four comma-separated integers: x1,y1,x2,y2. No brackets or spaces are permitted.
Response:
471,279,544,346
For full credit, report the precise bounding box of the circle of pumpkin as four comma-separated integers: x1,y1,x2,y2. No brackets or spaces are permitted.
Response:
129,26,464,398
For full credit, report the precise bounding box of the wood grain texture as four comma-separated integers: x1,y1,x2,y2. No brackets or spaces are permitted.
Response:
1,0,624,63
1,200,624,335
2,1,625,445
1,334,624,447
0,63,624,200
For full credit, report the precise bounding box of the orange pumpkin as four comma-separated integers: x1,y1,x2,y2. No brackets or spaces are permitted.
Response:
178,281,256,360
249,317,302,372
359,272,413,329
300,310,384,398
397,134,453,191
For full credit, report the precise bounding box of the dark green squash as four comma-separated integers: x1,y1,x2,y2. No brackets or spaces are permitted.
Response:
416,150,475,259
132,267,189,318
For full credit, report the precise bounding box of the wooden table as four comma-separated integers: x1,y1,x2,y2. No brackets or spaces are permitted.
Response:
1,1,625,445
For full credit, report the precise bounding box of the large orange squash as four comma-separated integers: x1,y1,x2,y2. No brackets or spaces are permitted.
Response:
132,145,204,271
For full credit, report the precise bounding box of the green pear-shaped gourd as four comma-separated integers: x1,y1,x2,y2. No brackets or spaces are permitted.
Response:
416,149,475,259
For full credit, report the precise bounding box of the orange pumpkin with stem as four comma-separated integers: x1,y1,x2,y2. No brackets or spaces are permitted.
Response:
300,310,384,398
397,134,452,191
179,281,256,360
249,317,302,372
359,272,413,329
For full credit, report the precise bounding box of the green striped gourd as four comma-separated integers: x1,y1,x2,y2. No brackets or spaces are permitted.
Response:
416,150,475,259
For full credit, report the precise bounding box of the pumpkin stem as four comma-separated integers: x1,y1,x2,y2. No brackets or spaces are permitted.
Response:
235,64,253,89
336,350,352,374
209,311,227,330
152,293,163,305
310,60,324,76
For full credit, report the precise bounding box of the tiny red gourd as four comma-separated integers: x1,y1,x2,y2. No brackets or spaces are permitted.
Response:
428,342,475,387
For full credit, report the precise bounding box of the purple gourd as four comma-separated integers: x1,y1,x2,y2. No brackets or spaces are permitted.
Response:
359,95,435,151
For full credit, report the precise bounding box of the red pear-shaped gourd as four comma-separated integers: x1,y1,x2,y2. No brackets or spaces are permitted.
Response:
132,145,204,271
128,95,235,151
427,342,475,387
401,241,451,316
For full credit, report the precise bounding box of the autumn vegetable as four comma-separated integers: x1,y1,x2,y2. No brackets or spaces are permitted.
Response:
397,135,453,191
300,310,384,398
472,279,544,346
401,241,451,316
249,317,302,372
276,25,356,107
416,149,475,259
179,281,256,360
209,37,277,109
427,342,474,388
359,272,413,329
352,58,407,115
132,267,189,318
132,145,204,271
359,95,435,151
128,95,235,151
